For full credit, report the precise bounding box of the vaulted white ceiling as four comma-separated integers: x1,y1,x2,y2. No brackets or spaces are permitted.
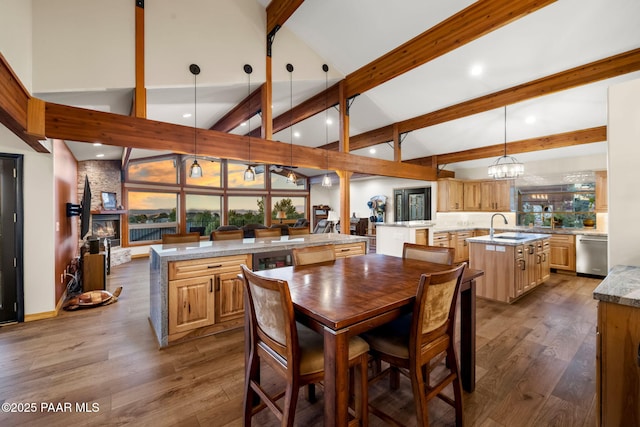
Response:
48,0,640,177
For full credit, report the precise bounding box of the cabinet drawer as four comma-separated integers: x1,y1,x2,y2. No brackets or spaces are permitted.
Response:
432,232,450,247
169,254,251,280
549,234,575,244
334,242,366,258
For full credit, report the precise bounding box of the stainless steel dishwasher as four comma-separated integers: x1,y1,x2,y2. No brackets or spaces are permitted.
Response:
575,234,608,277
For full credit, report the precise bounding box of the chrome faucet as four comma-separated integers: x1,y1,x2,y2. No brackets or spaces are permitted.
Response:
490,213,508,239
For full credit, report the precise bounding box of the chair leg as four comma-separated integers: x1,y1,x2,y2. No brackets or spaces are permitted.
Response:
282,380,300,427
447,351,464,427
305,384,317,403
243,351,260,426
389,365,401,390
410,363,429,427
352,353,369,426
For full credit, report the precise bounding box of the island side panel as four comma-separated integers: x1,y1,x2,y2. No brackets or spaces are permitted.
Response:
149,250,169,347
469,241,515,303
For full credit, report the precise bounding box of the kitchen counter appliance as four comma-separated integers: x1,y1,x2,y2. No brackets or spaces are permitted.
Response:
576,234,608,277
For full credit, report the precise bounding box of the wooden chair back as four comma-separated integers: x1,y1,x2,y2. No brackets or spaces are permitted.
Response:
161,232,200,244
288,226,310,236
254,228,282,238
403,242,455,265
211,229,244,241
291,244,336,266
241,264,297,363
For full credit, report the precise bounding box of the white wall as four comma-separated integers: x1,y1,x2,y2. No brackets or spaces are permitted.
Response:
311,176,435,223
608,78,640,267
0,0,32,91
0,126,56,315
32,0,134,92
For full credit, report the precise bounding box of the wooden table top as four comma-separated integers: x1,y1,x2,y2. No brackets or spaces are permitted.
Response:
256,253,483,331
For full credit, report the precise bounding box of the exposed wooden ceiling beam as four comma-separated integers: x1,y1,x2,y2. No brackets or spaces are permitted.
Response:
210,85,263,132
249,83,340,137
0,53,50,152
333,48,640,153
344,0,556,99
266,0,304,37
43,102,438,180
406,126,607,167
398,48,640,134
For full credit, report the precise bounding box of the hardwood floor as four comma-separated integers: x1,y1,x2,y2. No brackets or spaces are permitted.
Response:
0,259,601,426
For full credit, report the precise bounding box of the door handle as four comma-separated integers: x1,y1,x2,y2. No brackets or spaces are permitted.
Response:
207,264,223,269
209,277,213,293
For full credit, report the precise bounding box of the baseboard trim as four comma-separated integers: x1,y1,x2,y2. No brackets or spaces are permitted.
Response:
25,310,57,322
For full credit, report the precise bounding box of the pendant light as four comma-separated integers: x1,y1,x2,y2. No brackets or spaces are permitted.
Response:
243,64,255,182
286,63,297,184
488,105,524,179
189,64,203,178
321,64,332,188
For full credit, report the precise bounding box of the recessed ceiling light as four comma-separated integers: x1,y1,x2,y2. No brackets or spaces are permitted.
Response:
525,115,536,124
183,113,192,118
96,153,105,158
470,64,483,77
93,142,102,147
240,122,247,127
293,131,301,138
369,148,376,154
326,118,332,125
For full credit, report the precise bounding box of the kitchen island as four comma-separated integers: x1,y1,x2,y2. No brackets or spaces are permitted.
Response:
149,233,369,347
593,265,640,425
468,232,551,303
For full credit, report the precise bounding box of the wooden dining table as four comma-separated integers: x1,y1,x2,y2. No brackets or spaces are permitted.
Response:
254,253,483,427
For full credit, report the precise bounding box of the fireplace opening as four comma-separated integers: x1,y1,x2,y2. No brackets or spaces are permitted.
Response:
92,214,121,247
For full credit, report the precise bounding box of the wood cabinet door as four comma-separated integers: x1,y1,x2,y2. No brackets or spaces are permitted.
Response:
455,231,472,262
595,170,608,212
514,246,526,298
216,271,244,322
415,229,427,245
524,243,537,291
549,235,576,271
432,232,449,247
463,181,482,211
169,275,215,335
598,302,640,425
437,179,463,211
481,180,511,211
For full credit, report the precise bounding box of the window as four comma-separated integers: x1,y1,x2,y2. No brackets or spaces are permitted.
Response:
185,194,222,237
516,181,596,228
127,191,178,242
228,161,265,189
228,196,265,227
184,156,222,188
271,196,306,223
127,157,178,184
271,169,306,190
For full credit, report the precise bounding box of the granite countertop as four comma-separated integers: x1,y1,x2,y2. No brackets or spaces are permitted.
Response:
467,232,552,245
150,233,369,262
377,222,607,236
593,265,640,307
375,221,436,228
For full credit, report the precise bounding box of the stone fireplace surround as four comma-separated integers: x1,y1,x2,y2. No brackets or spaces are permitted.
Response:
77,160,130,266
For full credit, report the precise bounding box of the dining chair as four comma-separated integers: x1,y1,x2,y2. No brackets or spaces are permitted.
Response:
403,242,455,265
291,244,335,266
287,226,310,236
363,263,467,427
254,228,282,238
240,265,369,427
161,232,200,244
210,229,244,241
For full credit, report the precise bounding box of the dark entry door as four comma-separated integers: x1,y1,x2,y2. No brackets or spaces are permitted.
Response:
0,155,22,323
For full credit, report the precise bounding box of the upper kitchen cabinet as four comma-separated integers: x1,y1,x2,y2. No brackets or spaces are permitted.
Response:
481,180,511,212
595,170,608,212
463,181,482,211
437,179,464,212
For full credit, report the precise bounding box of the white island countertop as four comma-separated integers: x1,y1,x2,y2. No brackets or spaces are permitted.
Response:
467,232,552,246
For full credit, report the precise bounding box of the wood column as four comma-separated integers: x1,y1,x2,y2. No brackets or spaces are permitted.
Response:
134,0,146,119
393,123,401,162
338,81,352,233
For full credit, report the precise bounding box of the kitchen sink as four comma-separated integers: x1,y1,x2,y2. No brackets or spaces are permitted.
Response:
493,233,530,240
